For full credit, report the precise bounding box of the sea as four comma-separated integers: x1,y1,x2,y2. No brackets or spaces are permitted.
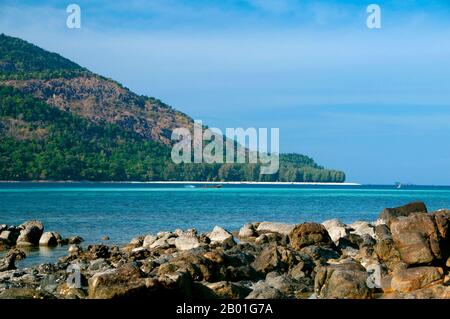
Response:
1,182,450,267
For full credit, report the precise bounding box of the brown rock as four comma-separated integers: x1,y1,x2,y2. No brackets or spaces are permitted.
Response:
314,262,371,299
381,284,450,299
432,209,450,260
16,220,44,246
88,262,148,299
374,224,402,269
391,267,444,292
289,223,333,250
202,281,251,299
57,283,88,299
390,213,442,265
379,201,427,226
251,245,298,275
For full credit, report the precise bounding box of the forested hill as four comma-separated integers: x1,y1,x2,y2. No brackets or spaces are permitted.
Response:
0,34,346,182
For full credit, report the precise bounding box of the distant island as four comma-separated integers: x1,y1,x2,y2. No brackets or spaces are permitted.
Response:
0,34,345,183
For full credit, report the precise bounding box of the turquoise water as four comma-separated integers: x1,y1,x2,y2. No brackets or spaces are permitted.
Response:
1,183,450,266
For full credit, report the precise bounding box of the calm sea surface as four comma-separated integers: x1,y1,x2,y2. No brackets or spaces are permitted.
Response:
1,182,450,266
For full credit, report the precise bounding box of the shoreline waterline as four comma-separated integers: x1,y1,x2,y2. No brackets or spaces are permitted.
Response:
0,180,361,185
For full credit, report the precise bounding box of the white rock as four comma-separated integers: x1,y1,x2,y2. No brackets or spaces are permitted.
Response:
129,236,143,246
322,219,348,243
348,221,375,238
68,244,81,255
149,237,170,249
238,224,256,238
142,235,156,248
131,247,146,254
175,234,201,251
167,237,177,246
207,226,234,244
156,231,173,239
256,222,295,236
39,231,58,246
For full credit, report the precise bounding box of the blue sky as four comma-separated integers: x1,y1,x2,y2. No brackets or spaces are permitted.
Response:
1,0,450,184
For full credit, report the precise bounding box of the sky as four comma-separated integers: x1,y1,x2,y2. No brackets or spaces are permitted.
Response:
1,0,450,184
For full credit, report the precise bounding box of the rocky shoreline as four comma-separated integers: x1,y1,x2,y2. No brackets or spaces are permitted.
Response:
0,201,449,299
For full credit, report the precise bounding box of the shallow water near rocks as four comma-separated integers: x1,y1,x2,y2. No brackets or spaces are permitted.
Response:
1,182,450,266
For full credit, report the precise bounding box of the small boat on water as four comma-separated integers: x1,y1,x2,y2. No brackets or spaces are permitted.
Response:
198,184,223,189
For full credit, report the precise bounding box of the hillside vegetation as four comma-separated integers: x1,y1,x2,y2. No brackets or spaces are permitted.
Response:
0,34,345,182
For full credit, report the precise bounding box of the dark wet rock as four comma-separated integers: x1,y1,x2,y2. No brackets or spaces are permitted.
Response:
88,258,111,272
300,245,340,264
254,233,289,246
314,262,372,299
379,201,428,226
86,245,110,260
6,248,27,260
337,233,363,250
224,265,259,281
390,213,442,265
289,223,334,250
432,209,450,261
0,254,16,272
68,236,84,244
16,220,44,246
0,238,12,251
226,243,262,260
128,247,152,261
0,230,19,246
